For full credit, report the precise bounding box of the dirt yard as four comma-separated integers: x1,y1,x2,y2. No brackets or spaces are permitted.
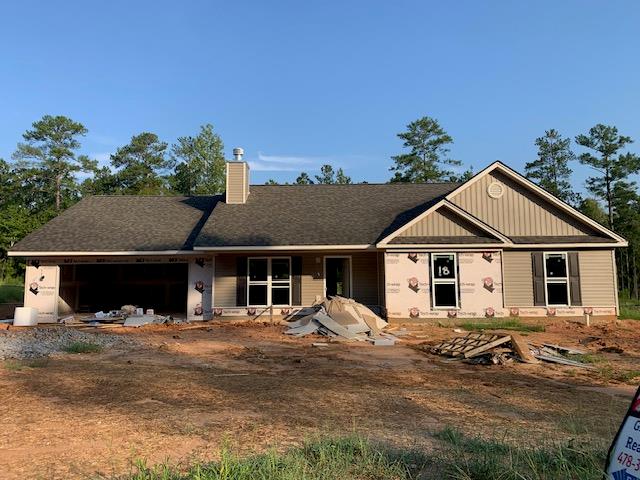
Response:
0,319,638,479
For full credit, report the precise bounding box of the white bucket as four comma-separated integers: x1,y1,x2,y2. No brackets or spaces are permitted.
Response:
13,307,39,326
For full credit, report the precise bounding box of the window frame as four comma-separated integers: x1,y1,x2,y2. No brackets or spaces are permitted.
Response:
543,251,570,307
323,255,353,298
247,257,292,307
430,253,459,309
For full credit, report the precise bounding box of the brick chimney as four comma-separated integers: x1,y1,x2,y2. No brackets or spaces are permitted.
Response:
225,147,250,204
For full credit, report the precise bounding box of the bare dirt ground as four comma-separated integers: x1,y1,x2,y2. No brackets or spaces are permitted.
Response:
0,319,639,479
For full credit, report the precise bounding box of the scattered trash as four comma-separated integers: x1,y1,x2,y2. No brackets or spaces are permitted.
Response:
312,342,329,347
453,328,463,333
123,314,171,328
284,296,391,345
426,332,591,368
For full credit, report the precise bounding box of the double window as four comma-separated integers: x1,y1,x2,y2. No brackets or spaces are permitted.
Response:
544,252,569,306
431,253,459,308
247,257,291,306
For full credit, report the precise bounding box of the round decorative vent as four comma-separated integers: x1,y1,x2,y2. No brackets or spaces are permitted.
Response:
487,182,504,199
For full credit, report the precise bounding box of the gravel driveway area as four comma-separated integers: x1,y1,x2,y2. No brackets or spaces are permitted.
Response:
0,327,137,359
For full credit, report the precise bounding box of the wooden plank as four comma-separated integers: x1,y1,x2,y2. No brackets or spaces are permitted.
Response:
510,334,539,364
534,354,593,369
463,335,511,358
542,343,586,355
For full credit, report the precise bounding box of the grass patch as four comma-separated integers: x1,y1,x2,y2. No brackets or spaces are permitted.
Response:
566,353,606,364
595,364,640,383
123,431,608,480
432,427,606,480
460,318,545,333
62,341,102,354
0,284,23,303
3,358,49,371
618,304,640,320
127,436,429,480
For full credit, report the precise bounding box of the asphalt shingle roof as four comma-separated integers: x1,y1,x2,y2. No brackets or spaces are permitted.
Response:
195,183,459,247
12,196,219,252
11,183,458,252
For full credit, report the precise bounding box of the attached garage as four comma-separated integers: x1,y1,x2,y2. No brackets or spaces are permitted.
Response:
59,263,188,314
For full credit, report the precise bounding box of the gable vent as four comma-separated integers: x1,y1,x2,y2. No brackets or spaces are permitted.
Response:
487,181,504,199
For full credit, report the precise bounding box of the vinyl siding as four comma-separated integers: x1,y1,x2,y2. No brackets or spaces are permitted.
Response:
398,207,488,238
214,254,238,307
502,250,534,306
450,171,597,237
226,162,247,204
579,249,617,306
213,251,381,307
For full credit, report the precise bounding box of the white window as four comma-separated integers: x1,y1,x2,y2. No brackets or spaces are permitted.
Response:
247,257,291,306
544,252,570,306
431,253,459,309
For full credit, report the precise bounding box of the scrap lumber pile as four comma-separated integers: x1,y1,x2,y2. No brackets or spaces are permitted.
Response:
428,332,591,367
63,305,178,328
284,296,395,345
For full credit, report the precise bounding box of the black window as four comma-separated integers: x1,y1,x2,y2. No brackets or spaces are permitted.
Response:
431,253,458,308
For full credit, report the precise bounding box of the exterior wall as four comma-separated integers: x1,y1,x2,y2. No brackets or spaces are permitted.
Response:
450,171,597,237
398,207,487,238
502,250,534,306
384,250,505,319
212,251,382,310
187,258,214,321
384,249,618,320
579,249,617,306
225,162,248,204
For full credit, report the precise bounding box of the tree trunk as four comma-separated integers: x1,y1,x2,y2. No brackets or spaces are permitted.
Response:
56,175,61,212
633,248,638,300
605,166,613,229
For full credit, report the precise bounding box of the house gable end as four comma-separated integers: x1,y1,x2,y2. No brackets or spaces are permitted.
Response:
448,165,622,242
378,202,509,246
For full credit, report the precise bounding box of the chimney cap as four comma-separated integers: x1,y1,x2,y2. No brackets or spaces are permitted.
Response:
232,147,244,161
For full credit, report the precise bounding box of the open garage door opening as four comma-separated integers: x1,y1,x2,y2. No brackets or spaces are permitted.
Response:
59,263,188,315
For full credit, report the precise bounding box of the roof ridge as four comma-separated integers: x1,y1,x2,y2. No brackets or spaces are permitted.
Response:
250,182,460,187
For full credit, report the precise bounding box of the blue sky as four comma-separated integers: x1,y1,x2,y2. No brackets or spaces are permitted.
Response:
1,1,639,188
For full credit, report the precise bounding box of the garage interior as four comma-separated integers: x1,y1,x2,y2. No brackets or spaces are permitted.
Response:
59,263,188,314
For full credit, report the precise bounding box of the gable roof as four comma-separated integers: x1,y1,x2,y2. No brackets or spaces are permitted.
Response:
377,161,627,248
10,183,459,254
379,201,510,247
9,161,627,256
10,196,219,254
194,183,458,248
447,161,627,244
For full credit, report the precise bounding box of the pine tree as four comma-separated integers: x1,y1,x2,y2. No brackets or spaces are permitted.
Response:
390,116,461,182
526,129,579,205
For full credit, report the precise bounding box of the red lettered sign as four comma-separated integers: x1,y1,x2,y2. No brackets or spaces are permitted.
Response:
605,386,640,479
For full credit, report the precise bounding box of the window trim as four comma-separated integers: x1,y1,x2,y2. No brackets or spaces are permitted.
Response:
543,251,570,307
247,256,292,307
430,253,459,309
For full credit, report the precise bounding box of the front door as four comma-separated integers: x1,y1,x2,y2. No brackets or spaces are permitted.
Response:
325,257,351,298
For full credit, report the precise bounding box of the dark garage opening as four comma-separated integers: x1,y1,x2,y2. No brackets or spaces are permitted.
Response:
60,263,188,314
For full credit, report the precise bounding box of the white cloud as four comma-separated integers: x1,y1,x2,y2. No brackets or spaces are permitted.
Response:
248,152,322,172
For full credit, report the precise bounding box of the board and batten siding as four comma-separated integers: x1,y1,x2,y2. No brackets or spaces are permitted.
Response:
398,207,487,238
225,162,248,204
579,249,616,306
450,171,596,237
502,251,534,306
213,251,381,307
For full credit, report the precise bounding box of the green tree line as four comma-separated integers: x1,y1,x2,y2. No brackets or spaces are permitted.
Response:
2,114,640,302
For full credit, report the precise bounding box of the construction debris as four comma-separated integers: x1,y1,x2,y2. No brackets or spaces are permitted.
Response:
284,296,391,345
428,332,591,368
